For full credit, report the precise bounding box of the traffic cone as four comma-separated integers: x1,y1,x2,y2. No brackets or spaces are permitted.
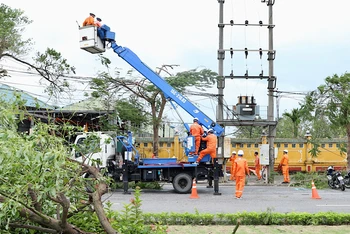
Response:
311,180,321,199
190,179,199,199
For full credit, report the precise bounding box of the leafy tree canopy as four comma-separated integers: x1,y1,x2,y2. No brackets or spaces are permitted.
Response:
90,62,218,156
0,3,32,57
0,97,119,233
303,72,350,168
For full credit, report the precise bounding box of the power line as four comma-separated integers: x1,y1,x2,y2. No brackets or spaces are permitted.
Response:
0,80,95,92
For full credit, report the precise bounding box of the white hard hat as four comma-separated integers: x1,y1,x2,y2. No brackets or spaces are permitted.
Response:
208,129,214,133
237,150,244,156
232,151,236,154
283,149,288,153
193,117,199,122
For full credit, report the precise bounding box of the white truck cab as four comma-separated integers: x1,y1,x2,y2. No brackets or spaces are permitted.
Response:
72,132,116,168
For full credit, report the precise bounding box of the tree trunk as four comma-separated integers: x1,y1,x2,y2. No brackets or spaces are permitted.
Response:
293,124,298,138
88,165,118,234
153,124,159,156
150,94,167,157
92,187,117,234
18,207,91,234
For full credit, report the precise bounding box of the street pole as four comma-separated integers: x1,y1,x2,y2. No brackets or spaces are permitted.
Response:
215,0,225,196
267,0,276,179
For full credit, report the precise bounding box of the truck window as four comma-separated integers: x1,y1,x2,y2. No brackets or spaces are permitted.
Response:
75,137,86,158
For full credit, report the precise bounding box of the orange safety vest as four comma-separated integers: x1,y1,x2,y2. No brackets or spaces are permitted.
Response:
233,157,250,177
280,154,289,166
255,156,260,168
201,133,217,151
190,122,204,137
83,16,96,26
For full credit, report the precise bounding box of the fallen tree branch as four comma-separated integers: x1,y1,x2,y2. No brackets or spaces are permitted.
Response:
9,223,57,234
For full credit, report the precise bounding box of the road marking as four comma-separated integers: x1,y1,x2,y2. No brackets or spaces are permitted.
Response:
316,205,350,207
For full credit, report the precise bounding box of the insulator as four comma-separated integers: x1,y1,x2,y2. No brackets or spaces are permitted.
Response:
259,20,263,25
245,70,248,77
230,70,234,79
230,48,234,58
230,20,234,26
259,48,263,59
245,48,248,59
259,70,263,77
245,20,249,25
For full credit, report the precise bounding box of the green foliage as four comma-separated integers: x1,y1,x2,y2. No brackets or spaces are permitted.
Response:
290,172,329,189
111,181,162,190
302,72,350,168
268,171,279,184
166,68,217,91
143,211,350,226
33,48,76,97
0,4,75,100
92,65,218,156
0,99,118,233
276,116,295,138
282,108,303,138
0,100,90,231
69,187,168,233
235,126,264,138
111,187,167,234
307,139,321,158
115,98,150,130
89,74,150,132
68,211,104,233
0,3,33,56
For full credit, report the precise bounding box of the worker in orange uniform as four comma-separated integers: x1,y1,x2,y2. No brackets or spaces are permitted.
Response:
254,151,262,180
95,17,103,27
189,118,204,155
232,150,250,199
278,149,290,184
229,151,237,180
83,13,96,27
195,129,216,163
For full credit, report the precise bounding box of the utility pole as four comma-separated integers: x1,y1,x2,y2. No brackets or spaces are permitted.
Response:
217,0,277,182
267,0,277,179
215,0,225,196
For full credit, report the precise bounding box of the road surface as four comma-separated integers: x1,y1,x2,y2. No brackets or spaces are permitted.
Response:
103,178,350,214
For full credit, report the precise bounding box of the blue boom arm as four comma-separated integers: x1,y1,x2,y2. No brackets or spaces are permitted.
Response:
102,27,223,136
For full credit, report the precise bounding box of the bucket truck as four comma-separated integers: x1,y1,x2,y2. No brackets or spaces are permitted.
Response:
78,24,225,194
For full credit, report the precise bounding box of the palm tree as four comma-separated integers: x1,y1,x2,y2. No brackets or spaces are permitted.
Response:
283,108,302,138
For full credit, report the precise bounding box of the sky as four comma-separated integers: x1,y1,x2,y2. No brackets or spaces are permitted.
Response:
1,0,349,131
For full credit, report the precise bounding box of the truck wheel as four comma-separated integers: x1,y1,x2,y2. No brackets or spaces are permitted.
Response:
173,173,192,194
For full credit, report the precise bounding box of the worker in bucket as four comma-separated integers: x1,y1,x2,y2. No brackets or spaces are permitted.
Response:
195,129,216,163
189,117,204,155
83,13,96,27
232,150,250,199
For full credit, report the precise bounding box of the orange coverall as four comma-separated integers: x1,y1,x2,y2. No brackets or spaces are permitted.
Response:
189,122,204,155
229,154,237,180
279,153,290,183
255,154,261,180
232,157,250,198
197,133,217,162
83,16,96,27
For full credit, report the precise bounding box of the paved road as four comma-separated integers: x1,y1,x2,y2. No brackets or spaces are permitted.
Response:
103,178,350,214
